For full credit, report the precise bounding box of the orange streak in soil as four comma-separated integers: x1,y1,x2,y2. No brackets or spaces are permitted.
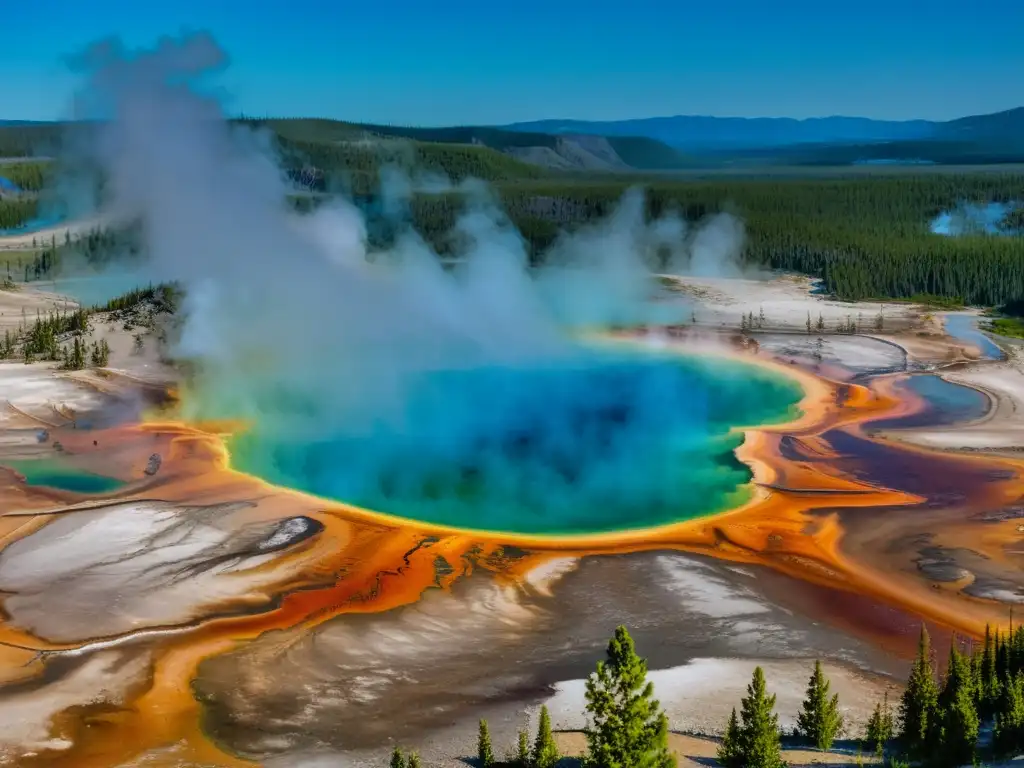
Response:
0,338,1020,766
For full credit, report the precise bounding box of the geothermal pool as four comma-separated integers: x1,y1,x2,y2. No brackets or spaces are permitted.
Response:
4,458,125,494
224,348,803,535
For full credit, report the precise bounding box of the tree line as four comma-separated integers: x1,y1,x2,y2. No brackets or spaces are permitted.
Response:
9,226,141,284
0,198,38,229
401,174,1024,305
1,306,107,369
0,161,51,192
0,282,171,367
5,160,1023,308
390,626,675,768
385,621,1024,768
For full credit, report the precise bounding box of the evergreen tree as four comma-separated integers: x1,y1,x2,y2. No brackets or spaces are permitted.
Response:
738,666,785,768
515,729,531,768
532,705,559,768
389,747,406,768
938,642,975,714
71,335,85,370
864,691,895,758
936,685,979,767
797,660,843,750
478,719,495,768
898,626,938,759
717,707,743,768
998,628,1012,681
805,311,812,333
978,622,995,720
936,641,979,764
584,625,676,768
994,671,1024,757
406,753,421,768
1014,626,1024,678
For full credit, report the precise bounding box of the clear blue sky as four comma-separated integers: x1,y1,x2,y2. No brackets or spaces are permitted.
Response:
2,0,1022,125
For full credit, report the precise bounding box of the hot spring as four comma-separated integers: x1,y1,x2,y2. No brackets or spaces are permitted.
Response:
220,345,803,536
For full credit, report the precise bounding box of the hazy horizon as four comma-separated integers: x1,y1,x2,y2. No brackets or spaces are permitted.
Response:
0,104,1018,128
1,0,1022,125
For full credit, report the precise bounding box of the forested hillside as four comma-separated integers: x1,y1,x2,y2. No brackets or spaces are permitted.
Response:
400,174,1024,305
3,119,1024,307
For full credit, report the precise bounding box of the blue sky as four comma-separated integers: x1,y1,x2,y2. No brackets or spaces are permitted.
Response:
1,0,1022,125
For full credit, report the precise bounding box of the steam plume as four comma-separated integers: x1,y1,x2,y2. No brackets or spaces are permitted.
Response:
62,33,785,533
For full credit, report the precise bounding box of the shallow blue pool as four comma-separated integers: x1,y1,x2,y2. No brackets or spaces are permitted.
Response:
944,313,1003,361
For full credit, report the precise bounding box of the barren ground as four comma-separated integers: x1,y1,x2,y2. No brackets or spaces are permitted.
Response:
0,270,1017,767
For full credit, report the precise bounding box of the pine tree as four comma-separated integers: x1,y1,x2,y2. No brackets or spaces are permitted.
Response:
406,753,421,768
864,691,895,758
865,702,886,758
478,719,495,768
584,625,676,768
515,729,531,767
739,666,785,768
797,660,843,751
938,686,979,767
389,747,406,768
806,311,812,333
939,642,975,712
532,705,559,768
936,642,979,767
1014,625,1024,679
717,707,743,768
816,312,825,332
994,671,1024,757
998,628,1011,682
71,335,84,370
898,626,938,759
978,626,995,720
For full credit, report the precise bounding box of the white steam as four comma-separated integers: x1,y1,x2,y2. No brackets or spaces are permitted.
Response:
64,32,749,433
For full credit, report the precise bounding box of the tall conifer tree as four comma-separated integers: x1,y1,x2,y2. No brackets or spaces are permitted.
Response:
738,666,785,768
584,625,676,768
797,660,843,751
478,719,495,768
532,706,559,768
899,626,938,759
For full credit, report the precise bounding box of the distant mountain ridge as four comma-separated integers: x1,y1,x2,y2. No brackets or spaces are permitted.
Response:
4,107,1024,173
504,107,1024,151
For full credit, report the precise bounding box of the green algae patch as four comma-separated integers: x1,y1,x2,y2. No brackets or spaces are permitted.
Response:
5,458,126,495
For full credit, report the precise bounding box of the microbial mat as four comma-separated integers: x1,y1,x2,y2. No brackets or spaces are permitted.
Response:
4,458,126,494
225,347,803,535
